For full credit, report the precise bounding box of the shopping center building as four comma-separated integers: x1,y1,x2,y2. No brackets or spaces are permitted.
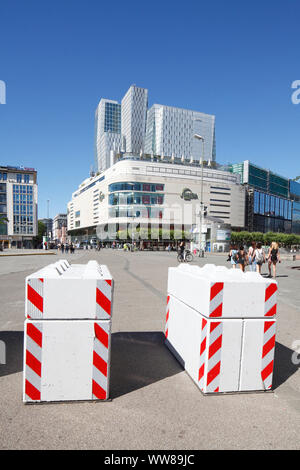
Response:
67,154,245,249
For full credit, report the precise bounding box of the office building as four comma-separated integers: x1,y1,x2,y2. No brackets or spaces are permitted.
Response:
228,160,296,233
94,85,216,173
289,179,300,234
52,213,67,244
121,85,148,155
0,165,38,248
144,104,216,163
95,99,122,172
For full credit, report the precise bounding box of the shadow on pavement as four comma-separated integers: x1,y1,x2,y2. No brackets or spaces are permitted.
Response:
272,341,300,390
110,332,183,399
0,331,23,377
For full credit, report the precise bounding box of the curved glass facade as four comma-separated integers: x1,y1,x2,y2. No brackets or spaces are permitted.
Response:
109,182,164,219
109,182,164,192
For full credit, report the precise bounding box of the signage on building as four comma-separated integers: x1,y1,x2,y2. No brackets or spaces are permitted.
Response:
180,188,198,201
216,229,231,241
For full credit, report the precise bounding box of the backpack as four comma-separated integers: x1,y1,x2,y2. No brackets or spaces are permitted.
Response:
255,249,264,264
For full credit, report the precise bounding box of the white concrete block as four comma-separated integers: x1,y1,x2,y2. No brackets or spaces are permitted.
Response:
25,260,114,320
23,319,111,402
168,264,277,319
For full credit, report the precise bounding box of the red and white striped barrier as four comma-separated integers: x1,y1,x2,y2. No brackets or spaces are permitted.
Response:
23,319,111,402
165,264,277,394
25,260,113,320
23,260,113,403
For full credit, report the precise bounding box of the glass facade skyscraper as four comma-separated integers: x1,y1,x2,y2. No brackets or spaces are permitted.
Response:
95,86,216,172
144,104,216,162
95,99,122,172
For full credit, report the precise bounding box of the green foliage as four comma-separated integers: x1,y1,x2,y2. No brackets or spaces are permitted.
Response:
33,220,47,247
231,231,300,247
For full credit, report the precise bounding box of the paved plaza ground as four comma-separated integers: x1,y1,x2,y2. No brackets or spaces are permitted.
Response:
0,249,300,450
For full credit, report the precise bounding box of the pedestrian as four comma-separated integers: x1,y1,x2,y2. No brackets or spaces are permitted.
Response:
61,243,64,254
65,243,69,254
229,244,239,269
237,245,246,272
254,242,265,275
267,241,281,278
179,240,185,261
248,241,257,272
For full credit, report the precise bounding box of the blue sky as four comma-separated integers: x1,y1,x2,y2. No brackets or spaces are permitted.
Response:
0,0,299,218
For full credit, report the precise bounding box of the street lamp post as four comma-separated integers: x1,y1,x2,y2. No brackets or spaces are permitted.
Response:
194,134,205,257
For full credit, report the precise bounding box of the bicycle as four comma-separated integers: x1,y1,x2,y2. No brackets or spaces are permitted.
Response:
177,249,194,263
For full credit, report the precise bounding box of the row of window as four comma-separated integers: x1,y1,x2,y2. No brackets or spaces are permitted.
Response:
13,185,33,194
13,204,34,215
0,172,7,181
253,191,292,220
13,194,33,203
145,166,237,183
109,182,164,193
109,193,164,206
14,215,34,225
16,174,31,183
108,207,164,219
74,176,105,198
14,225,34,234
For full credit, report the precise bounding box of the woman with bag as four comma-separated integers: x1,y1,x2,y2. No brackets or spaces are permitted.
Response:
254,242,265,275
248,241,257,272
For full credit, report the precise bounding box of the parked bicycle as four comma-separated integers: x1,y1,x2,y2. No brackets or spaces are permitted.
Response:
177,249,194,263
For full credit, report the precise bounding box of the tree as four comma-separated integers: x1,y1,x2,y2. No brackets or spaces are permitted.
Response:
33,221,47,248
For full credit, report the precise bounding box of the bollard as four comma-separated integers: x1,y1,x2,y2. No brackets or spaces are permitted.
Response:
165,264,277,394
23,260,113,403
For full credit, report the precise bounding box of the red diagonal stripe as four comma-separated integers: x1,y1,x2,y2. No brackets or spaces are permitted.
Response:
265,304,277,317
264,321,275,333
167,295,170,305
208,335,222,359
207,361,221,386
265,283,277,302
261,360,274,383
25,379,41,401
210,282,224,301
39,278,44,283
210,303,223,318
94,323,108,348
165,328,168,339
201,318,207,330
105,279,112,286
214,387,219,392
26,350,42,377
200,337,206,355
198,364,205,381
165,309,169,323
93,351,107,377
262,335,276,359
96,288,111,316
210,321,221,333
27,323,42,347
27,284,43,313
92,379,106,400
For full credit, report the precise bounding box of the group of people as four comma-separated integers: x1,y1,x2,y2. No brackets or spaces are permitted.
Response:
228,241,281,278
58,243,75,254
